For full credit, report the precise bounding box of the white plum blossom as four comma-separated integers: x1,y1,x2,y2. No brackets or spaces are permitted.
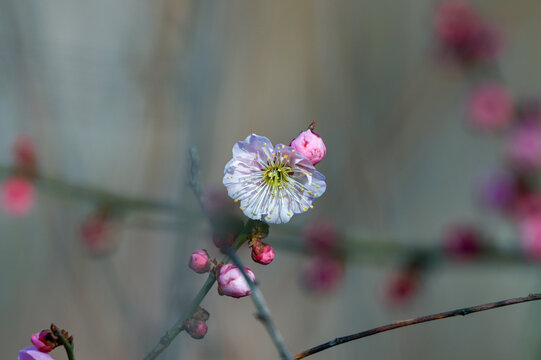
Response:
223,134,326,224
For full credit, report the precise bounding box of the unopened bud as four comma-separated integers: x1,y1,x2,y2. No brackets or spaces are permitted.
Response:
184,319,208,340
250,240,275,265
290,129,326,165
30,331,54,353
217,264,255,298
189,249,212,273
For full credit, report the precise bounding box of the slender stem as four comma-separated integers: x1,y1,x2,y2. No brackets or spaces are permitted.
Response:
143,272,217,360
294,292,541,359
56,331,76,360
225,248,294,360
142,232,249,360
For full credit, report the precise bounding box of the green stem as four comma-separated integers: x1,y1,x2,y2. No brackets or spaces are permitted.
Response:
56,331,76,360
142,231,249,360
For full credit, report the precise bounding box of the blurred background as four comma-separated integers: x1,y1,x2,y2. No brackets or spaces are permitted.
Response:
2,0,541,359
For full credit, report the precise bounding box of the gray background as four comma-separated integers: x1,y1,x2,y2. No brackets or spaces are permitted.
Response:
1,1,541,359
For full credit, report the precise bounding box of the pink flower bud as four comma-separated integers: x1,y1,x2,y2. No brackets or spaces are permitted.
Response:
251,242,275,265
290,129,326,165
217,264,255,298
301,257,344,294
13,134,37,170
189,249,211,273
442,224,482,261
18,347,55,360
303,219,338,253
30,331,53,353
385,271,419,306
468,83,514,131
1,177,35,216
80,214,113,255
185,320,208,340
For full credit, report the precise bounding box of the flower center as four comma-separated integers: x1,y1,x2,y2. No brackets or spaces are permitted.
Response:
263,163,291,188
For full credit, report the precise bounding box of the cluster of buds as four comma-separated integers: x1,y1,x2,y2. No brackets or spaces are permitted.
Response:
183,307,210,340
187,248,255,298
2,134,38,217
19,324,73,360
467,94,541,259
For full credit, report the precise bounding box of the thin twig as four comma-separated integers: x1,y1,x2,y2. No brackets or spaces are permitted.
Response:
142,231,250,360
188,147,204,209
0,165,179,213
225,247,294,360
143,272,217,360
294,292,541,359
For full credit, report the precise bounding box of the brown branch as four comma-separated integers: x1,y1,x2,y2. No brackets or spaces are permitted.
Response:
294,292,541,359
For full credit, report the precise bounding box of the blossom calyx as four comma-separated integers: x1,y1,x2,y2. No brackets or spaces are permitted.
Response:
189,249,212,274
290,128,327,165
217,263,255,298
247,219,269,242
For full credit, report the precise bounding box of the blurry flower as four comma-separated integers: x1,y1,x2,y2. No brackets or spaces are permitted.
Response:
301,257,344,294
507,123,541,171
468,83,514,131
519,214,541,260
442,224,482,261
201,186,240,218
212,232,236,250
223,134,326,224
13,134,38,174
189,249,212,273
0,177,35,216
477,170,522,214
385,271,420,306
217,264,255,298
18,347,55,360
290,129,327,165
303,219,338,254
434,1,502,64
80,213,114,255
30,331,54,353
250,240,275,265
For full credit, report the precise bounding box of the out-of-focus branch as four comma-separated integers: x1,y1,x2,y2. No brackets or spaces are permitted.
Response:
294,292,541,359
0,165,179,213
225,247,294,360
